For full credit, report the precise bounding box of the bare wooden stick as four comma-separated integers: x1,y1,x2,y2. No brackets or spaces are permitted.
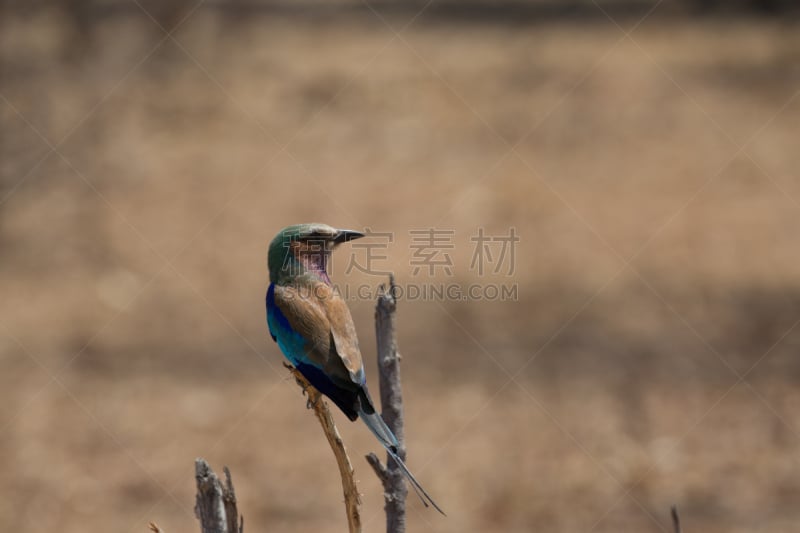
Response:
287,364,362,533
670,505,681,533
222,467,243,533
194,458,243,533
366,275,408,533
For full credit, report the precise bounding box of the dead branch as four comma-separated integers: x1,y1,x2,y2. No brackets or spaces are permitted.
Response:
366,275,408,533
287,364,362,533
194,458,243,533
671,505,681,533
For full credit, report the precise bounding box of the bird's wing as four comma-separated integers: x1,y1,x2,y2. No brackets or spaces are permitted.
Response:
318,284,366,386
272,283,362,388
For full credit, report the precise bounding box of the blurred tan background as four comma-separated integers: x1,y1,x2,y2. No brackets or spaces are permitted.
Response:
2,1,800,531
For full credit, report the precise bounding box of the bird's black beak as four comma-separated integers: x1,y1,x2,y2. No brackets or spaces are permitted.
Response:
334,229,365,244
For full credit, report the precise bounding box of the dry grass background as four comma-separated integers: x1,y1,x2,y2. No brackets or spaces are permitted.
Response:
2,2,800,532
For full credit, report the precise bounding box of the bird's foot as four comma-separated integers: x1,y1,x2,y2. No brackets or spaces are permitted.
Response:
284,363,309,395
305,393,323,411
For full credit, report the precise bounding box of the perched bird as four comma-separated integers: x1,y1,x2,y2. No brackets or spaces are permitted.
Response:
265,222,443,514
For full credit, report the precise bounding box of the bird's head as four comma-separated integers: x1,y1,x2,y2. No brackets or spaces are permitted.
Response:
268,223,364,285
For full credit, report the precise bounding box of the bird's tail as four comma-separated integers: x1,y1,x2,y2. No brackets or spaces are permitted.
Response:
359,409,446,516
359,409,399,449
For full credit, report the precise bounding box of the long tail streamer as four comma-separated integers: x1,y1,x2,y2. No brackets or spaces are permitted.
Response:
359,409,446,515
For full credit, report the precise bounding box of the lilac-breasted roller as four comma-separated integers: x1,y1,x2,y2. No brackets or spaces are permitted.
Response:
265,223,443,514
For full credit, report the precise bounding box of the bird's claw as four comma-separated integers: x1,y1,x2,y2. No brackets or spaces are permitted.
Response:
305,395,322,410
